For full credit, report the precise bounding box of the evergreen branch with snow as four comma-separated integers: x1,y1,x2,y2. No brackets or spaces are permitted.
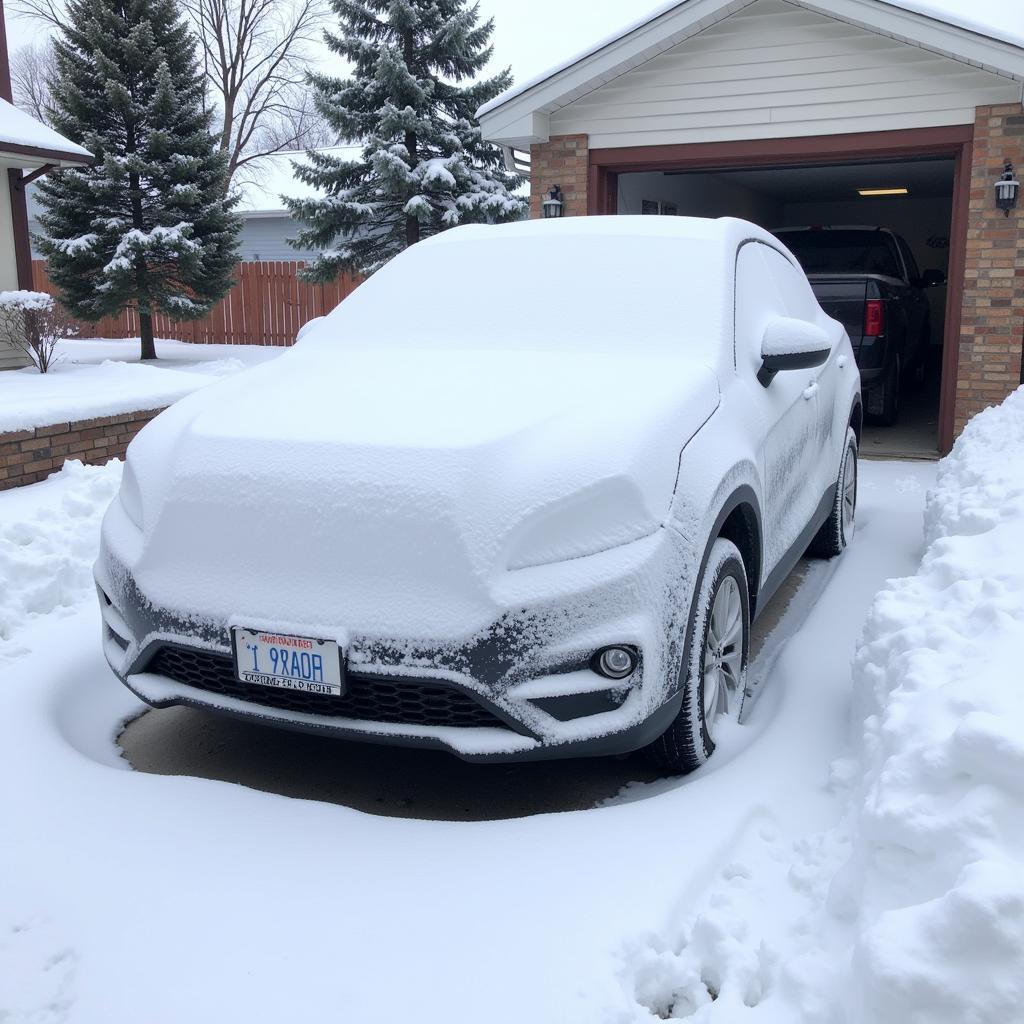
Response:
287,0,527,280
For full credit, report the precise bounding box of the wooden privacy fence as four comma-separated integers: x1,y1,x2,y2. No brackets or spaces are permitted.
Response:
30,260,361,346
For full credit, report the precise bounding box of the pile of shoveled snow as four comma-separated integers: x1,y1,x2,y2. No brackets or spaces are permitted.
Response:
0,459,122,659
838,386,1024,1022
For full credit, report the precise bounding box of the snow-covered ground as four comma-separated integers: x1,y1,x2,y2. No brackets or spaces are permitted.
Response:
6,387,1024,1022
0,339,281,432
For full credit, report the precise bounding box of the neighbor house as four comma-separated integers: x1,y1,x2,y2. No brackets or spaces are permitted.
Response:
0,0,92,369
479,0,1024,453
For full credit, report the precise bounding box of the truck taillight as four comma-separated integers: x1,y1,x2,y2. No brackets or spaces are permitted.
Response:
864,299,885,337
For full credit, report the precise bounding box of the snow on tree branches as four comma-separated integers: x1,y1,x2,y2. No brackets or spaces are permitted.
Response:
34,0,241,360
287,0,527,279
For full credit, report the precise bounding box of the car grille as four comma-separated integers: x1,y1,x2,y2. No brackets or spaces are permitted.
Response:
144,645,509,729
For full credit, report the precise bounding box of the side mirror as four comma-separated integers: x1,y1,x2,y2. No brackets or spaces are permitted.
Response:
920,269,947,288
758,316,831,388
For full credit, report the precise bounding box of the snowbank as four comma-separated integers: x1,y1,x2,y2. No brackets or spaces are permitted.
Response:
0,339,281,433
842,387,1024,1022
0,460,122,658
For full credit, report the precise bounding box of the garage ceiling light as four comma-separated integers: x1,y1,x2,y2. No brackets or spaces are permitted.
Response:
858,187,909,196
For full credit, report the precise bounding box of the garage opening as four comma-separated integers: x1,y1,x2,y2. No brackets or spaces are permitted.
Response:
617,158,956,457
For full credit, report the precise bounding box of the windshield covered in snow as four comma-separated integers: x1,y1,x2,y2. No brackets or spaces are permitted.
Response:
306,227,727,358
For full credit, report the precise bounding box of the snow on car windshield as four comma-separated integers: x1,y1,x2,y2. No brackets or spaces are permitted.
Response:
306,220,728,358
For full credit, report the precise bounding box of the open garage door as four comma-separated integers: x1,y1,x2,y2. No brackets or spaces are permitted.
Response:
617,158,954,456
589,127,974,456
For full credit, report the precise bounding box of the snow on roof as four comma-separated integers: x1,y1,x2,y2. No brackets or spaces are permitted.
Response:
883,0,1024,49
477,0,1024,121
234,146,361,215
0,98,92,161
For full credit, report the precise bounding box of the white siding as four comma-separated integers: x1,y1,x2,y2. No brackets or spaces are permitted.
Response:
549,0,1023,149
237,215,321,262
0,177,31,371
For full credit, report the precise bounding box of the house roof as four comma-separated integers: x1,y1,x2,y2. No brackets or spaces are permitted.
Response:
0,97,93,166
477,0,1024,145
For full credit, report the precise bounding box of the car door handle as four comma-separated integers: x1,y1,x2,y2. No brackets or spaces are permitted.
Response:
803,382,818,400
838,355,848,369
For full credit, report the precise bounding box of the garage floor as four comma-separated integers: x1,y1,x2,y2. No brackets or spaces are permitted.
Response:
862,387,940,459
861,351,943,460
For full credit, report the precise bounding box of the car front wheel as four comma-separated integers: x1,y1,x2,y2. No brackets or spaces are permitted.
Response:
645,538,750,775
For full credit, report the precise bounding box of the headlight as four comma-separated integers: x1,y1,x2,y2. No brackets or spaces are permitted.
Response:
506,476,659,569
118,460,144,530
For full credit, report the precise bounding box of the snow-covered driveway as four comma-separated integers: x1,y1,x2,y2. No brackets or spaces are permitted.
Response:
0,457,934,1023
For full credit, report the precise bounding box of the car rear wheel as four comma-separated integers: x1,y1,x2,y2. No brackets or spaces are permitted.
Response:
645,538,749,775
809,427,858,558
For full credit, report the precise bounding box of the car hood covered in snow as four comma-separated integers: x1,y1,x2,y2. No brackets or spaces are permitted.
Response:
108,218,744,638
114,345,719,637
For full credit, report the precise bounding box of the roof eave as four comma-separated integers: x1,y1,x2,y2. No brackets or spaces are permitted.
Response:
478,0,1024,148
0,140,95,167
478,0,752,147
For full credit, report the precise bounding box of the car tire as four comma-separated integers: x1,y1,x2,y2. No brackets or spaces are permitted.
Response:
645,538,749,775
809,427,858,558
874,353,900,426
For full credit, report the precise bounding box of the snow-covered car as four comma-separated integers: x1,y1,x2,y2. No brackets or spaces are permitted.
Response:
95,217,861,773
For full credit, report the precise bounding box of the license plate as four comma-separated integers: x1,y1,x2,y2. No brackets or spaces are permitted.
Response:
232,629,344,696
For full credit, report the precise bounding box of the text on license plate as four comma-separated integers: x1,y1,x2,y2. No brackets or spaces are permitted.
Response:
232,629,343,696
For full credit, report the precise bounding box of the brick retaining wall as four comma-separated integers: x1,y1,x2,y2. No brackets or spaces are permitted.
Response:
0,407,164,491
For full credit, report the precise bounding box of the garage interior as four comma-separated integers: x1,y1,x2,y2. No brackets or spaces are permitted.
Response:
617,158,956,457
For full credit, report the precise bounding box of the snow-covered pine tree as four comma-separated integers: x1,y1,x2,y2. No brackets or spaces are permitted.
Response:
286,0,527,279
35,0,240,360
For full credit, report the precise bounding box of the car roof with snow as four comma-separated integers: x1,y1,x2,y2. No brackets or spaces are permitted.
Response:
305,216,783,358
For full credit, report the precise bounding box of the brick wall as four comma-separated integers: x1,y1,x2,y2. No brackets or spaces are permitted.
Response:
529,134,589,218
955,103,1024,436
0,408,163,491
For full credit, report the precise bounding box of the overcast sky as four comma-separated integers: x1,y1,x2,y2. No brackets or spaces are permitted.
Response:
6,0,1024,89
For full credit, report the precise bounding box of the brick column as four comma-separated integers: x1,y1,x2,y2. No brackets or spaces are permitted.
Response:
954,103,1024,436
529,134,589,218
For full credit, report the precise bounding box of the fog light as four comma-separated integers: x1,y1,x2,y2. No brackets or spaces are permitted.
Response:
594,646,637,680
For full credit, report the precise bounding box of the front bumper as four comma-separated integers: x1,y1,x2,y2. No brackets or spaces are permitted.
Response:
95,525,696,763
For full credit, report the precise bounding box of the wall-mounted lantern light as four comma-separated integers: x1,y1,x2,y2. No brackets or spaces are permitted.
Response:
995,161,1020,217
542,185,564,219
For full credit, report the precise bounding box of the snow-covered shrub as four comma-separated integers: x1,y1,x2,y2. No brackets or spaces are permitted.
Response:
842,387,1024,1023
0,291,76,373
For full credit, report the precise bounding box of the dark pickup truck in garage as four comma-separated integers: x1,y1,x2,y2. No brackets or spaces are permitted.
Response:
774,226,946,426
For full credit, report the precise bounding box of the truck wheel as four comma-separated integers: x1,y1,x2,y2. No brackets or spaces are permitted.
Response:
645,539,749,775
874,353,900,427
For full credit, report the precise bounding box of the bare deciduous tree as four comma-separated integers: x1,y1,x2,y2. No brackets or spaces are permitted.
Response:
6,0,63,27
183,0,335,187
8,0,336,188
10,41,56,123
249,82,337,155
